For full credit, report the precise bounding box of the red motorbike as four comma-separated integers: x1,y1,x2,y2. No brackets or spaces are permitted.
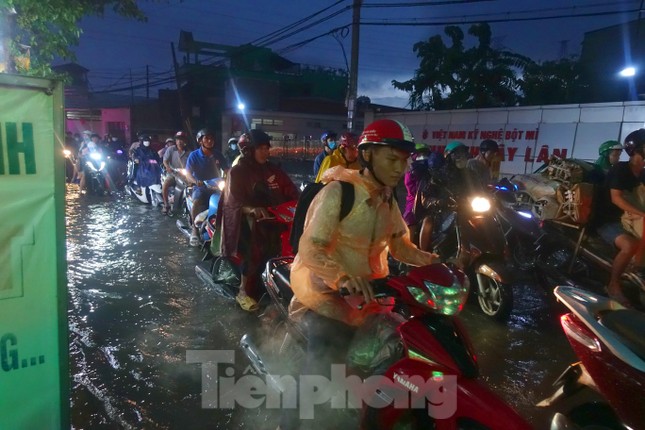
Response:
538,286,645,429
241,260,532,429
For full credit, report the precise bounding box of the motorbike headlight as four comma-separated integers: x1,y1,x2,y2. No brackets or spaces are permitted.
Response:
218,180,226,191
517,210,533,219
179,168,187,176
470,196,491,213
90,152,102,161
407,277,469,316
63,149,72,158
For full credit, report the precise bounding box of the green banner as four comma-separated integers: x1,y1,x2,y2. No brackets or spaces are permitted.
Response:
0,74,68,429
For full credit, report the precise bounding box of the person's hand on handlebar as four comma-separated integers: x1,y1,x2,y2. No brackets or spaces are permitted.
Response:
338,275,374,303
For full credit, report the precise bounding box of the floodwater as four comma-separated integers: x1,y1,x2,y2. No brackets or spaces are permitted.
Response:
66,163,589,430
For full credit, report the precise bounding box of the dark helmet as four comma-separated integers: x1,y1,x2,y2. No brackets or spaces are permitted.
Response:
623,129,645,157
174,131,188,142
598,140,622,155
480,139,499,153
196,128,214,144
357,119,415,153
137,131,148,140
321,130,338,144
237,129,271,153
339,132,358,149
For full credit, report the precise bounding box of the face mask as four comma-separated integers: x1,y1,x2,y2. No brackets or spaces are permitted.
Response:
328,140,337,150
230,144,238,151
143,140,150,147
112,137,118,142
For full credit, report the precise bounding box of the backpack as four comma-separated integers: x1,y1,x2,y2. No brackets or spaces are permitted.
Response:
289,180,355,254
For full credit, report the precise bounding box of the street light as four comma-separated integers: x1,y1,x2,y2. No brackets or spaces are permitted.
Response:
619,66,637,77
237,102,245,111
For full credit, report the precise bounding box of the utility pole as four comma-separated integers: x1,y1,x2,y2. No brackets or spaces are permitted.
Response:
171,42,193,140
347,0,362,132
146,65,149,99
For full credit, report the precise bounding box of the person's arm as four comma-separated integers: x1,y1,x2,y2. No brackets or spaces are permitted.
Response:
184,156,201,186
315,155,332,183
163,148,173,171
388,204,440,266
610,188,645,217
297,182,350,287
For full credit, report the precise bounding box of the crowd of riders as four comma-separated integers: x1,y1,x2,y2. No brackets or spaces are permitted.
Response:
68,121,645,315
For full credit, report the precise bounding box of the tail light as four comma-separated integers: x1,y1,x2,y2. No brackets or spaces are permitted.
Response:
561,314,601,352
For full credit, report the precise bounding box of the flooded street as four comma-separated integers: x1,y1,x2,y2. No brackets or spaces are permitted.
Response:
66,165,585,430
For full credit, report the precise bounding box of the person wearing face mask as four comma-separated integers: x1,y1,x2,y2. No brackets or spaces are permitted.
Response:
132,134,162,190
161,131,190,214
225,137,240,165
416,141,481,251
312,131,338,177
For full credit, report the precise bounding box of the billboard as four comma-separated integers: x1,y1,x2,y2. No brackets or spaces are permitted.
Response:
0,73,68,429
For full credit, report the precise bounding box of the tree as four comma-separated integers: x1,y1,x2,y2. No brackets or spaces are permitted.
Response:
2,0,147,76
520,57,587,105
392,23,530,110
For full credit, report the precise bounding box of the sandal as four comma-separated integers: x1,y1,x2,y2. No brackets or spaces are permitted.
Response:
236,294,259,312
161,204,169,214
189,234,200,247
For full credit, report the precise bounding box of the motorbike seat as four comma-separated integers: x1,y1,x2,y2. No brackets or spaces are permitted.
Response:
599,309,645,361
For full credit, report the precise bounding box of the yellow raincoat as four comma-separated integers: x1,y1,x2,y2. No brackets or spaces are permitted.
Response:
290,166,437,326
314,147,361,183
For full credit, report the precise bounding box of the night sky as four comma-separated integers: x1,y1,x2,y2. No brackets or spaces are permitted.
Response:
71,0,643,107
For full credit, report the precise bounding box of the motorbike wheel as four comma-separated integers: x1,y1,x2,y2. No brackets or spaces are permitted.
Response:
475,273,513,322
509,236,538,271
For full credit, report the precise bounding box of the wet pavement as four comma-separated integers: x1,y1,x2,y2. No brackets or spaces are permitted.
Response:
66,165,591,430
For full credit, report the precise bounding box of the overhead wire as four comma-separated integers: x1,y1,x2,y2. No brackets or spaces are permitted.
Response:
91,0,642,94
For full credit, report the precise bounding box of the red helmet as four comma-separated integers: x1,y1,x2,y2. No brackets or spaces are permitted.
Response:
175,131,188,142
339,132,358,149
358,119,415,153
237,129,271,152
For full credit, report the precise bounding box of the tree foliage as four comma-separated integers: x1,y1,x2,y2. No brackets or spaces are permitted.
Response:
519,57,587,106
4,0,147,76
392,23,532,110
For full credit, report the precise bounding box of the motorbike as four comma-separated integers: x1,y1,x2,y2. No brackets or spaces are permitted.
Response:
162,168,188,217
240,261,532,429
105,145,128,190
416,185,515,321
63,147,77,183
537,285,645,429
125,159,163,206
493,178,545,271
82,151,108,195
176,177,226,248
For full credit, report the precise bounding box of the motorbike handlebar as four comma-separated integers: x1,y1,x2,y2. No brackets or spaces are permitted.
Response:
338,277,395,298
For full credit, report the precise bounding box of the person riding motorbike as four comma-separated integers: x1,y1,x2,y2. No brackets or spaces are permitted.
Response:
417,141,482,251
77,136,103,194
225,137,239,165
132,134,162,189
312,130,338,177
185,128,230,246
280,119,439,430
219,129,299,312
467,139,500,186
314,131,360,182
593,129,645,306
161,131,189,214
403,143,432,233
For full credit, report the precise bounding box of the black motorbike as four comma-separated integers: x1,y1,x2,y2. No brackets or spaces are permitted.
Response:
82,151,108,195
417,185,515,321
